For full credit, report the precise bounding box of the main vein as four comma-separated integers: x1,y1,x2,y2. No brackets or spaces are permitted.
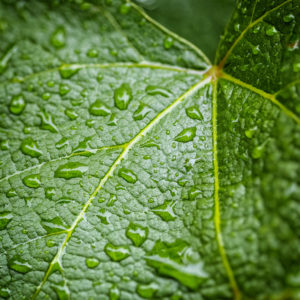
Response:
32,75,211,299
212,79,241,300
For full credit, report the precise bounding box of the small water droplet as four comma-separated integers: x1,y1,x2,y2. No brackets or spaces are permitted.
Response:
9,94,25,115
245,126,257,138
59,83,70,96
108,113,118,126
23,174,41,188
145,85,171,97
97,73,103,82
1,140,9,150
133,103,151,120
251,143,266,159
55,137,69,149
8,255,32,273
118,167,137,183
46,239,56,247
52,283,70,300
293,62,300,72
98,208,111,224
266,26,277,36
164,36,174,49
59,64,80,79
106,194,117,207
80,89,88,98
126,223,148,247
136,283,158,299
45,187,56,199
185,106,203,120
21,138,42,157
0,287,11,298
152,200,176,221
114,84,132,110
252,45,260,55
234,23,240,32
51,26,66,48
39,111,58,133
54,162,88,179
140,139,160,150
0,212,13,230
42,92,51,101
41,217,67,234
6,189,16,198
177,177,188,187
86,257,100,268
120,2,131,14
104,243,130,261
65,108,78,120
188,188,201,200
86,48,99,58
89,100,111,116
175,127,196,143
71,98,83,106
283,13,295,23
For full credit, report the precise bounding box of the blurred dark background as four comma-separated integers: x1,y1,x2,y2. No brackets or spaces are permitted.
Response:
135,0,235,61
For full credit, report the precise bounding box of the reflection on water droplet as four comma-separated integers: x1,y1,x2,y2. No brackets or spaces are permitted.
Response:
41,216,67,234
86,257,100,268
39,111,58,133
9,95,25,115
89,100,111,116
133,103,151,120
59,64,80,79
51,27,66,48
65,108,78,120
152,200,176,222
21,138,42,157
185,106,203,120
23,174,41,188
136,283,158,299
54,162,88,179
175,127,196,143
164,36,174,49
8,255,32,273
126,223,148,247
118,168,137,183
0,212,13,230
104,243,130,261
146,85,171,97
114,84,132,110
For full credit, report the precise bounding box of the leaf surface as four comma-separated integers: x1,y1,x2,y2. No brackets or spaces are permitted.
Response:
0,1,299,299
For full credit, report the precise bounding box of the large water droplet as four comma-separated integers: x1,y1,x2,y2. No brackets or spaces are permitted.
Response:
21,138,42,157
175,127,196,143
104,243,130,261
23,174,41,188
136,283,158,299
51,27,66,48
54,162,88,179
114,84,132,110
0,212,13,230
9,95,25,115
152,200,176,221
41,217,67,234
8,255,32,273
185,106,203,120
59,64,80,79
89,100,111,116
86,257,100,268
146,85,171,97
118,168,137,183
39,111,58,133
126,223,148,247
133,103,151,121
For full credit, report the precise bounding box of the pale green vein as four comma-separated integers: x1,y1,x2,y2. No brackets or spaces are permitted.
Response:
32,75,211,299
212,79,241,300
219,0,292,68
221,72,300,125
0,144,125,184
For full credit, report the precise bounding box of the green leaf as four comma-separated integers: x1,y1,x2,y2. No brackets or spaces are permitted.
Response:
0,0,299,299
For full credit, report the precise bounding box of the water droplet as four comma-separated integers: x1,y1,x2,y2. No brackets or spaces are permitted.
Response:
86,257,100,268
0,287,10,298
126,223,148,247
185,106,203,120
23,174,41,188
245,126,257,138
266,26,277,36
86,48,99,57
106,194,117,207
55,137,69,149
252,45,260,55
8,255,32,273
145,85,171,97
71,98,83,106
51,26,66,48
46,239,56,247
0,212,13,230
1,140,9,150
89,100,111,116
251,143,266,159
175,127,196,143
59,64,80,79
42,92,51,101
234,23,240,32
164,36,174,49
0,45,17,75
54,162,88,179
45,187,56,199
108,113,118,126
120,2,131,14
59,83,70,96
9,95,25,115
293,62,300,72
97,73,103,82
65,108,78,120
188,188,201,200
114,84,132,110
6,189,17,198
104,243,130,261
152,200,176,221
21,138,42,157
136,283,158,299
118,167,137,183
140,139,160,150
80,89,88,98
98,208,111,224
52,283,70,300
41,217,67,234
39,111,58,133
133,103,151,120
283,13,295,23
